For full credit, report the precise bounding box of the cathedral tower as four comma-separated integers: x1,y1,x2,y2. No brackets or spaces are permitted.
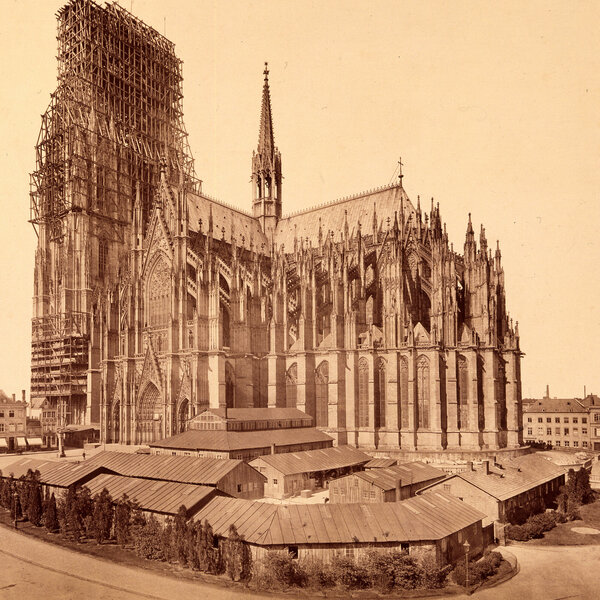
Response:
252,63,282,240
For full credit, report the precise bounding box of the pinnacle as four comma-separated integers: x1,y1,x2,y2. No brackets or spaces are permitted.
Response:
257,61,275,157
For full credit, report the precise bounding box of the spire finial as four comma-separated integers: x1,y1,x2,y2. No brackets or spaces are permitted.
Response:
264,61,269,81
398,156,404,183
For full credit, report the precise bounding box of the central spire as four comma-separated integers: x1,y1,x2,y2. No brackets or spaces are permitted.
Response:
252,62,282,240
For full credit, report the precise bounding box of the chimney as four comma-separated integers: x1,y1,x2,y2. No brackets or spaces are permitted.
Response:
22,390,26,403
483,460,490,475
584,385,587,398
271,443,276,455
12,394,15,402
395,478,403,502
545,384,550,399
467,461,474,472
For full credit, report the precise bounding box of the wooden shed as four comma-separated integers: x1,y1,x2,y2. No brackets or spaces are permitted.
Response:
250,445,372,498
192,492,486,568
329,461,447,503
85,451,266,499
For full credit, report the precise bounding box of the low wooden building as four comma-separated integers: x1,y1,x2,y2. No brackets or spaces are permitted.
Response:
250,445,372,498
192,492,486,568
189,408,314,432
420,454,566,532
149,427,333,462
330,462,447,503
85,451,266,499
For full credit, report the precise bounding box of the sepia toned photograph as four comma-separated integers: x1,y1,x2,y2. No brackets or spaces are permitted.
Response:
0,1,599,598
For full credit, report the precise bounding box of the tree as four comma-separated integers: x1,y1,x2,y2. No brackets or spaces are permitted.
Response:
174,505,189,566
186,520,201,570
114,494,132,547
92,488,114,544
223,524,251,581
133,515,164,560
27,478,43,526
161,517,176,563
43,493,60,532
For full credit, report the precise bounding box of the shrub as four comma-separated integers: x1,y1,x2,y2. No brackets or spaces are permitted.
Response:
133,516,165,560
43,493,59,532
27,480,43,527
223,524,252,581
92,488,114,544
330,555,370,589
390,553,424,590
420,554,451,589
452,551,504,586
296,557,335,589
252,551,301,590
114,494,132,547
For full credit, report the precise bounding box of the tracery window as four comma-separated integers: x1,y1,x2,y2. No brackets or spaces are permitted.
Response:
400,356,409,429
148,257,170,327
458,355,469,429
376,358,386,428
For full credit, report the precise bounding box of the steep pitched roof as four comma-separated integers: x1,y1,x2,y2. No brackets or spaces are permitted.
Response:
250,445,371,475
523,398,587,413
274,184,413,251
193,492,485,545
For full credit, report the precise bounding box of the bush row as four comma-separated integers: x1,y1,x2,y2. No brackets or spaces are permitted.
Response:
451,550,503,587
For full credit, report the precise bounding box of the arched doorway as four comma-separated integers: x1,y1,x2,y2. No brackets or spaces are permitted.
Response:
138,383,162,443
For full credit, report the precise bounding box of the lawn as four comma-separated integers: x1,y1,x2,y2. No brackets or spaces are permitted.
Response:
528,499,600,546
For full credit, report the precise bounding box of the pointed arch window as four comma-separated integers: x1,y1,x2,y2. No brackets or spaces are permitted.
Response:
148,257,170,327
99,238,108,279
225,363,235,408
315,361,329,427
417,355,430,429
376,358,386,428
358,358,369,428
458,355,469,429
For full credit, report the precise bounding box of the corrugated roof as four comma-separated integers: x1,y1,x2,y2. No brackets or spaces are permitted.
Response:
448,454,565,502
352,462,446,491
83,473,216,516
274,185,414,251
0,457,110,488
149,427,333,451
193,492,484,545
85,451,254,485
365,458,398,468
250,445,371,475
523,398,587,413
195,407,313,423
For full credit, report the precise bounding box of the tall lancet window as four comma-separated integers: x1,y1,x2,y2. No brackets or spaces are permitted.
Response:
458,355,469,429
376,358,386,428
417,355,430,429
358,358,370,427
400,356,409,429
148,257,170,327
286,363,298,408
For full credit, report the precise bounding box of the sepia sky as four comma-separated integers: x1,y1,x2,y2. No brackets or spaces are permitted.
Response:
0,0,599,401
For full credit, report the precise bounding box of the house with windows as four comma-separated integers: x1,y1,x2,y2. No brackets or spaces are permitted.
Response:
419,454,565,535
585,395,600,451
0,390,29,452
191,491,486,567
250,445,371,498
522,390,591,449
329,461,446,503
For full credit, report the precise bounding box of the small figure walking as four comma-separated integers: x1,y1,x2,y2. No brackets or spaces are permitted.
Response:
82,450,86,460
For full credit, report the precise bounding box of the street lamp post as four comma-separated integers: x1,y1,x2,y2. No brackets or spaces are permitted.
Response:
13,491,19,529
463,540,471,592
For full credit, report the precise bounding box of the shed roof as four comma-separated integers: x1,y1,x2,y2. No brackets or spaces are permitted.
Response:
444,454,565,502
351,462,446,491
365,458,398,469
193,491,484,545
149,427,333,451
250,445,371,475
83,473,216,516
85,451,259,485
0,457,109,488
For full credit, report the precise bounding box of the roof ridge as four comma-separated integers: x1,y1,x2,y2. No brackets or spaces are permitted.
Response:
281,182,403,219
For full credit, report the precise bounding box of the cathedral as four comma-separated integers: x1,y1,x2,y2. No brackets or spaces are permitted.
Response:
30,0,523,452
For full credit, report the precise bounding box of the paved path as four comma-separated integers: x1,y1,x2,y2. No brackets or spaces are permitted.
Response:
0,525,269,600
